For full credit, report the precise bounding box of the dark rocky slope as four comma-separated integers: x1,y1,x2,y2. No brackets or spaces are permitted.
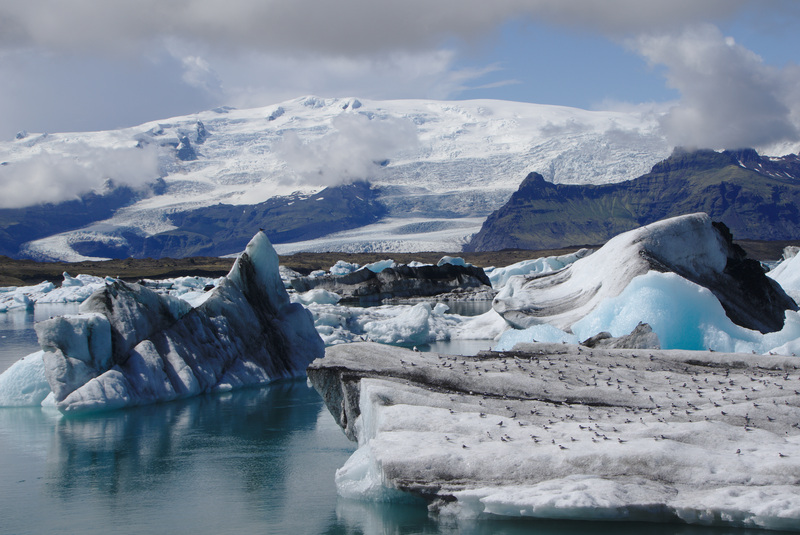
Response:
465,148,800,252
72,181,386,259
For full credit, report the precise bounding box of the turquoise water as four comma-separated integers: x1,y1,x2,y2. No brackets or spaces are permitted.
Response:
0,307,789,534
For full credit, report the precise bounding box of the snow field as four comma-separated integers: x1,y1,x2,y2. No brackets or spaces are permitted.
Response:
5,96,674,261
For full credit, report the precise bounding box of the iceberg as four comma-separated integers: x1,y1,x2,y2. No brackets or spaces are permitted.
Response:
487,249,591,289
309,342,800,531
493,213,797,335
305,300,507,347
0,231,323,412
769,247,800,304
0,351,51,407
291,262,492,304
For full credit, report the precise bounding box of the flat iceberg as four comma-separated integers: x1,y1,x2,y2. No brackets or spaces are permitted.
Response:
309,342,800,531
0,231,323,413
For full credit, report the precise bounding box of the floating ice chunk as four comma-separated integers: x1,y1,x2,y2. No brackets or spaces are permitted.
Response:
0,292,33,312
61,272,84,287
363,303,436,345
493,213,795,335
309,342,800,531
769,248,800,303
432,303,449,315
437,256,470,268
330,260,361,276
364,259,396,273
292,288,341,306
0,351,50,407
449,309,510,341
304,298,501,347
571,271,800,354
0,272,108,310
22,231,323,413
487,249,591,289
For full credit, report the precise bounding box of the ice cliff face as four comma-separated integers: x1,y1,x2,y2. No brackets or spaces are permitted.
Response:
34,231,323,413
493,213,797,334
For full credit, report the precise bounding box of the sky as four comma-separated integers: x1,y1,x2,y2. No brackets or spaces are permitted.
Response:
1,1,800,151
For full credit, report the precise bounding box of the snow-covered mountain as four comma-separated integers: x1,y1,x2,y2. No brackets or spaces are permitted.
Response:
1,96,678,260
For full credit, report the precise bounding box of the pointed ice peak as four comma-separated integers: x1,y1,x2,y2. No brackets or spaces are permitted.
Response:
227,231,287,304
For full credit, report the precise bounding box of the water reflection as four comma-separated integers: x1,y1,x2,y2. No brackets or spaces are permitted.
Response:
1,380,357,535
48,381,333,505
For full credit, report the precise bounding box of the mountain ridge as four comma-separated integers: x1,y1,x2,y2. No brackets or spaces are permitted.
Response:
465,148,800,252
1,96,675,260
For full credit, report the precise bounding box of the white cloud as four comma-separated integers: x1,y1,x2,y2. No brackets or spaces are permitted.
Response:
276,113,419,187
0,144,160,208
0,0,797,147
213,49,506,109
0,1,756,56
632,24,800,149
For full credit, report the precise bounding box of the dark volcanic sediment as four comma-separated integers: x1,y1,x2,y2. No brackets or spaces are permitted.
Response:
291,263,493,304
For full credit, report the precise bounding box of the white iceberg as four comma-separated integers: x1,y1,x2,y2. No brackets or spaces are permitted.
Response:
487,249,591,289
305,300,508,347
493,213,797,345
769,247,800,304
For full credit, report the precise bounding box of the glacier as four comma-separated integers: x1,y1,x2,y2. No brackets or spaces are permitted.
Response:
3,96,675,261
309,342,800,531
0,232,323,412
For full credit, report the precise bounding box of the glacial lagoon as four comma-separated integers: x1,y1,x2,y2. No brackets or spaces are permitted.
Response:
0,306,790,534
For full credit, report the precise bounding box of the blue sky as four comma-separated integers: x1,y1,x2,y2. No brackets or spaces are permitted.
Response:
1,1,799,149
450,20,678,108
